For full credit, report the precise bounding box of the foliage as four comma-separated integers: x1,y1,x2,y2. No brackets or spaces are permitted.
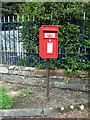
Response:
20,2,89,20
0,86,13,109
17,56,28,66
63,77,70,83
2,2,24,16
2,2,25,22
22,88,33,97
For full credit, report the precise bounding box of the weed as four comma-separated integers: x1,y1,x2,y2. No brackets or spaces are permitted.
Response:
22,88,33,97
63,77,70,84
0,86,13,109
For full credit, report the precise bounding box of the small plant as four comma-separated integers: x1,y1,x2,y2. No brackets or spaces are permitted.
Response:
63,77,70,84
23,88,33,97
0,86,13,109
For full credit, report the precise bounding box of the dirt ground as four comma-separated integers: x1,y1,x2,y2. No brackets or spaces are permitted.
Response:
0,80,89,119
41,109,89,118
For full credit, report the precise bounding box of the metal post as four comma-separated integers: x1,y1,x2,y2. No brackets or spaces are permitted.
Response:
46,59,50,101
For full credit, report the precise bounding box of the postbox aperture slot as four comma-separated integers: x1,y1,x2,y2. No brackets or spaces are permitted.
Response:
43,31,57,38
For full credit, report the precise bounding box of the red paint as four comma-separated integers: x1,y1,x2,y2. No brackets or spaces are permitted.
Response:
39,25,58,58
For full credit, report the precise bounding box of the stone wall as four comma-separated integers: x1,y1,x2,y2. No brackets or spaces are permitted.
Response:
0,64,89,92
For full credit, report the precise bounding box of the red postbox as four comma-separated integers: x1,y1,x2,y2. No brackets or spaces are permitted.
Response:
39,25,58,58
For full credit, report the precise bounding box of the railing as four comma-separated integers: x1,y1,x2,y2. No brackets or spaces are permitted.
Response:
0,15,90,68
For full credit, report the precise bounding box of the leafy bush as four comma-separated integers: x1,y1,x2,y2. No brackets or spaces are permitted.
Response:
0,86,13,109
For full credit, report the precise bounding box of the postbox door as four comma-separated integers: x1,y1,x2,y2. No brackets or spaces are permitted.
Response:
42,38,58,58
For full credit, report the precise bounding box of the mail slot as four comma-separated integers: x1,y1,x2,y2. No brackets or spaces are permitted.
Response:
39,25,58,58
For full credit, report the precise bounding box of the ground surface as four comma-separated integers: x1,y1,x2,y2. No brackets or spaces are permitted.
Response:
41,109,89,118
0,80,89,118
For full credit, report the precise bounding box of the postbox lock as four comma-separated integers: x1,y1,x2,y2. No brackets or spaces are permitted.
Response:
49,39,52,42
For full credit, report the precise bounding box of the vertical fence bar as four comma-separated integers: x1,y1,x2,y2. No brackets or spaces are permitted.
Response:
51,14,52,20
21,20,24,65
13,16,15,22
82,21,85,53
88,23,90,61
8,16,10,64
83,12,85,20
0,22,1,63
28,15,30,21
0,17,1,22
33,15,35,21
8,23,11,64
27,22,31,66
82,12,86,53
32,17,36,66
17,15,19,22
17,22,20,65
4,23,7,64
22,15,24,21
0,18,1,63
8,16,10,22
4,16,5,22
12,16,15,64
22,22,24,40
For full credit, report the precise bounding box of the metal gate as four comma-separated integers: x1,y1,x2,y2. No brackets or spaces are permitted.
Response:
0,18,90,69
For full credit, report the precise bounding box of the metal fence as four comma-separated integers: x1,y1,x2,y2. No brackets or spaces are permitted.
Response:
0,16,90,68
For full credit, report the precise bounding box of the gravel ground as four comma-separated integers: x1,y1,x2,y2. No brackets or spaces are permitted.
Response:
0,80,89,119
41,109,89,118
13,86,88,109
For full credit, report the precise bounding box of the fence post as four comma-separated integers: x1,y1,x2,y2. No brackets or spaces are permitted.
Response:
46,59,50,101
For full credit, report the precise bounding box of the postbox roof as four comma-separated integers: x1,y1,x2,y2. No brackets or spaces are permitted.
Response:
40,25,58,31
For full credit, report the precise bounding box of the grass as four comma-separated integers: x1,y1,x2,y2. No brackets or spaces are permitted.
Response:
0,85,13,109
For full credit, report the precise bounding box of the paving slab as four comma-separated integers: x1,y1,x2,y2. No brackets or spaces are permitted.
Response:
0,109,43,117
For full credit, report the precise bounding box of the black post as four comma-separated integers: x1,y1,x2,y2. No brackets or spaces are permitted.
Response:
46,59,50,101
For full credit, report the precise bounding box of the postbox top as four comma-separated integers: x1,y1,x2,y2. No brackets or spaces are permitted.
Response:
40,25,58,31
